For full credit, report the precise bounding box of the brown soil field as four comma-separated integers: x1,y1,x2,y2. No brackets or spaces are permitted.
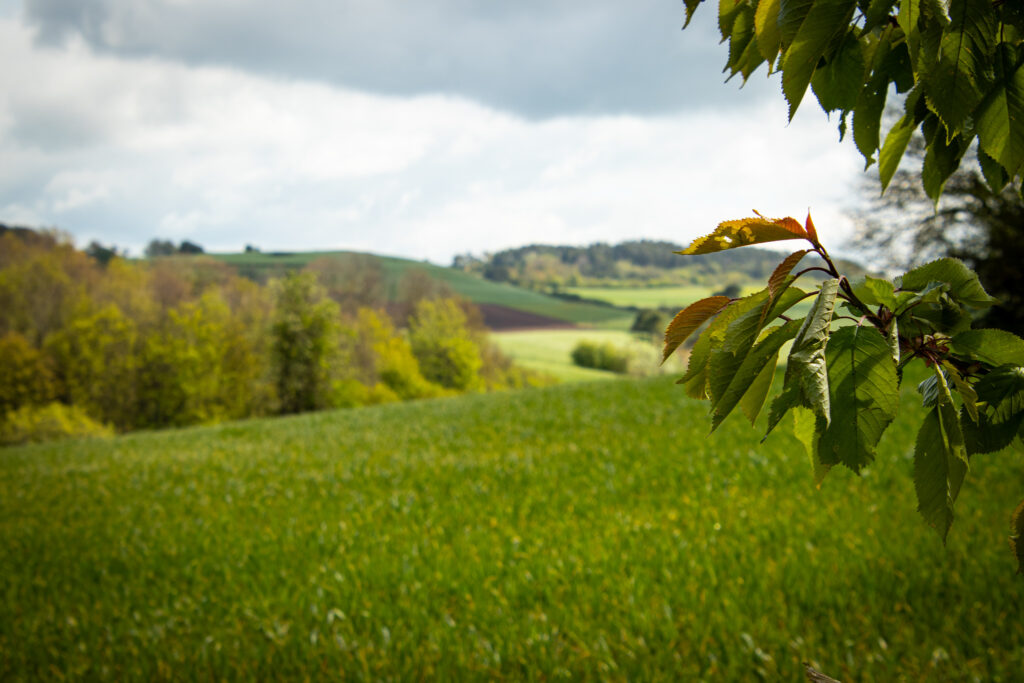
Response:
478,304,576,331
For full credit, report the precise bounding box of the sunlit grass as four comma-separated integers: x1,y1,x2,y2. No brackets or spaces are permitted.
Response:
1,376,1022,680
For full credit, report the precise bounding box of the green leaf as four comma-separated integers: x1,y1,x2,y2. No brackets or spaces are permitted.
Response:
778,0,815,48
976,44,1024,177
727,3,759,80
816,325,900,472
864,0,896,31
782,0,859,119
711,317,803,430
785,278,839,424
945,363,979,423
851,274,898,309
811,29,865,112
977,146,1010,193
952,329,1024,367
921,121,969,204
719,0,747,40
854,27,894,164
663,296,733,362
680,291,772,399
914,404,969,543
683,0,703,28
961,365,1024,455
878,111,916,192
754,0,784,62
1011,499,1024,574
678,215,809,254
898,257,999,308
923,0,998,140
739,350,780,425
791,405,832,485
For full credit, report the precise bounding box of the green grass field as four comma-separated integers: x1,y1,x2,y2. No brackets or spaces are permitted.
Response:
2,377,1023,680
492,329,685,382
211,251,631,328
564,285,725,309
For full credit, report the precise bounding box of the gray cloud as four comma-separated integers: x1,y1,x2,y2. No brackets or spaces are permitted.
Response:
22,0,776,118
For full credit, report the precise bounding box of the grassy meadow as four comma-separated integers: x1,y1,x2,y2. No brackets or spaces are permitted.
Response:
2,375,1023,680
492,329,685,382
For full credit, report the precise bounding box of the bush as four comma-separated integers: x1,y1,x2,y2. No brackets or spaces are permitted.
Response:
409,298,483,391
570,341,629,373
0,402,112,446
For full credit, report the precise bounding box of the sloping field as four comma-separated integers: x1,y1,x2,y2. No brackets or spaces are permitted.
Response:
2,377,1022,680
211,251,631,328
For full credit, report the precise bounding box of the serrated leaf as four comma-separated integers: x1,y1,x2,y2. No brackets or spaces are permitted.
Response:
898,257,999,308
683,0,703,28
678,215,809,254
711,317,803,430
816,325,900,472
785,278,839,424
878,112,916,192
768,250,811,299
680,291,771,399
811,29,865,112
914,404,969,543
864,0,896,31
727,3,759,80
1011,499,1024,574
977,146,1010,193
663,296,732,362
782,0,859,119
754,0,784,62
719,0,746,41
923,0,997,140
976,44,1024,177
951,329,1024,367
918,372,941,408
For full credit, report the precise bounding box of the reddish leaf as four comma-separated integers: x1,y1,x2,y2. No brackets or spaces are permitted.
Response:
679,215,809,255
804,212,820,246
662,296,732,362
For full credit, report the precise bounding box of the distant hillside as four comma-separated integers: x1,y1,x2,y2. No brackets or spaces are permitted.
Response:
208,250,632,329
452,239,868,290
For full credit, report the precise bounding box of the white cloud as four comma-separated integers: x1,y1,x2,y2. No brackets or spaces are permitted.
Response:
0,15,866,264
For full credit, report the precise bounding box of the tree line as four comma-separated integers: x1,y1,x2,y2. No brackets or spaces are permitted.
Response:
0,227,547,445
452,239,865,291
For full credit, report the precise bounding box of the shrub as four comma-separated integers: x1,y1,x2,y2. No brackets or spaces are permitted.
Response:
570,341,629,373
0,402,112,446
409,298,483,391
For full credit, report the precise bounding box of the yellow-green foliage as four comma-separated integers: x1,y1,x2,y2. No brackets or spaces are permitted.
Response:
409,298,484,391
0,401,111,446
345,308,444,401
44,304,139,430
0,332,57,416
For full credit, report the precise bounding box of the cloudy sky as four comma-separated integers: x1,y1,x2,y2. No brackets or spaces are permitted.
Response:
0,0,866,264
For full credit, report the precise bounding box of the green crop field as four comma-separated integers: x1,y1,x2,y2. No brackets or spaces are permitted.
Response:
210,251,631,328
2,377,1022,680
492,329,685,382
